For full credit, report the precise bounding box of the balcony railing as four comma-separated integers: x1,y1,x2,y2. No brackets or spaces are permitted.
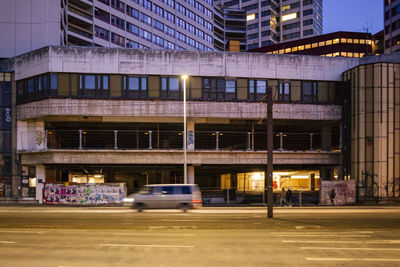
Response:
19,130,341,152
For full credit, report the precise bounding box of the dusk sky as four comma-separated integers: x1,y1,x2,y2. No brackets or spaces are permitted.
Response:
324,0,383,35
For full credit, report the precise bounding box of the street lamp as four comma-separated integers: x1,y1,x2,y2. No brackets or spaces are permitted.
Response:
182,74,188,184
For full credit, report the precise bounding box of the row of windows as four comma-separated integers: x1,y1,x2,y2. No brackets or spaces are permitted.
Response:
267,38,373,55
94,4,213,50
17,74,340,105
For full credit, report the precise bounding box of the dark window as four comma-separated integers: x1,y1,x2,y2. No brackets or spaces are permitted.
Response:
79,74,109,98
181,186,192,194
302,81,317,103
279,82,290,102
249,80,267,101
160,77,181,99
202,78,236,101
122,76,148,99
161,186,174,194
94,7,110,23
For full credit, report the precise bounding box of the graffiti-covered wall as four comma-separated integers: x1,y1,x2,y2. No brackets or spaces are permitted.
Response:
320,180,356,205
43,183,126,205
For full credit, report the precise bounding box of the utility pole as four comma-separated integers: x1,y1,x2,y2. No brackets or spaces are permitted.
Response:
267,86,273,218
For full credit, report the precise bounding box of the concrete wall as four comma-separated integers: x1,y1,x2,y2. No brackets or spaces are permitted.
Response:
17,98,342,121
12,46,360,81
0,0,61,58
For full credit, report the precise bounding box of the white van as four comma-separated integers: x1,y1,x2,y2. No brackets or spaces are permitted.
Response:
131,184,202,212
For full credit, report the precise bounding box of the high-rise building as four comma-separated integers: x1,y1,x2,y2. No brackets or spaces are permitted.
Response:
384,0,400,53
0,0,215,58
214,0,323,50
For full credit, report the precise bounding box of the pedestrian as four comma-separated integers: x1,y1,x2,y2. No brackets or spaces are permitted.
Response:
280,188,289,206
329,188,336,206
286,187,293,206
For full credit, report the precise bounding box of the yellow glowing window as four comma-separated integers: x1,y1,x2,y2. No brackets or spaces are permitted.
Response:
366,40,372,45
333,38,339,44
282,12,297,22
312,43,318,48
326,53,333,57
347,38,353,43
279,49,284,54
282,5,290,11
292,46,298,52
360,39,366,44
273,51,278,54
341,38,347,43
354,39,359,44
285,48,291,53
334,52,340,57
247,14,256,21
298,45,304,50
267,52,272,54
341,52,346,57
359,53,365,57
319,41,325,47
354,53,359,57
305,44,311,49
348,52,353,57
326,40,332,45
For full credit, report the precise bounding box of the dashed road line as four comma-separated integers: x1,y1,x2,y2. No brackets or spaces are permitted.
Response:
0,241,16,244
301,247,400,251
283,240,400,244
306,258,400,262
99,243,194,248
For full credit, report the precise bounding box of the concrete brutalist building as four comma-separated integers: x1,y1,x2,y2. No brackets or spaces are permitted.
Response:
0,46,399,203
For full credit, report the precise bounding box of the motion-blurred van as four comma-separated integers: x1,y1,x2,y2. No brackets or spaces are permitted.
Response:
131,184,202,212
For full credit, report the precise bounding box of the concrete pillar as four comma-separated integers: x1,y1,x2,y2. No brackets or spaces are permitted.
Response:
321,125,332,151
187,122,195,150
188,165,195,184
35,165,46,204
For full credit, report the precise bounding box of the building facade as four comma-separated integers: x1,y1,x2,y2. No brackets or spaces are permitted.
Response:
384,0,400,53
248,31,374,58
1,46,399,203
214,0,323,50
0,0,215,59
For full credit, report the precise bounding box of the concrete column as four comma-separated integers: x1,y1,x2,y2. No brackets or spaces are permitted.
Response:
321,125,332,151
188,165,195,184
35,165,46,204
187,122,195,150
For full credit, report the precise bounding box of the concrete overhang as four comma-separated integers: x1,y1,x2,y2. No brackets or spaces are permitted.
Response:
17,99,342,121
19,150,341,165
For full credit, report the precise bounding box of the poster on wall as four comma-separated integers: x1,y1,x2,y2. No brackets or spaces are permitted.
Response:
320,180,356,205
43,183,126,206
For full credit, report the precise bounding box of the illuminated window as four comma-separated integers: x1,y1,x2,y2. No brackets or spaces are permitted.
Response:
347,38,353,43
273,51,278,54
312,43,318,48
359,53,365,57
341,52,346,57
292,46,298,52
326,40,332,45
360,39,366,44
366,40,372,45
326,53,333,57
354,39,359,44
333,52,340,57
282,5,290,11
282,12,297,21
298,45,304,50
279,49,284,54
341,38,347,43
285,48,291,53
333,38,339,44
267,52,272,54
319,41,325,47
247,14,256,21
354,52,359,57
348,52,353,57
305,44,311,49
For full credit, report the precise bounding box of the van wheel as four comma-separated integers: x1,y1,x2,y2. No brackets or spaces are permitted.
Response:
135,203,144,213
179,203,188,213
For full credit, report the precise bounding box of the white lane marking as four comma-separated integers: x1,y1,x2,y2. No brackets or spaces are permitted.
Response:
0,241,16,244
295,226,321,229
306,258,400,262
273,234,370,237
99,243,194,248
301,247,400,251
0,230,43,234
273,231,374,234
112,233,196,237
283,240,400,244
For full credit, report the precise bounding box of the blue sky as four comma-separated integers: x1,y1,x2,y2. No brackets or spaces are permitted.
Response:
323,0,383,34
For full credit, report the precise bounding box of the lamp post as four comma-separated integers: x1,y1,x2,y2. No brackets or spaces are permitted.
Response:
182,74,188,184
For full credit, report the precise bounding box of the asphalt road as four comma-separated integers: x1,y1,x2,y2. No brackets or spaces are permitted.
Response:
1,206,400,267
